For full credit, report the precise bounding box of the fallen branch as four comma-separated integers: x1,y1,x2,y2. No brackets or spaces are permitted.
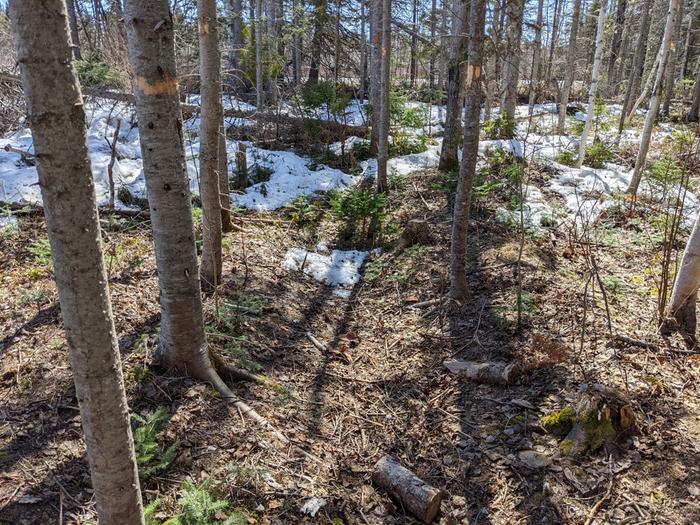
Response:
443,359,520,385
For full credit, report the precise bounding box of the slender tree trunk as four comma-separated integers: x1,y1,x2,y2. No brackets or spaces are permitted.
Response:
545,0,561,83
627,0,680,195
662,0,683,116
429,0,437,88
9,1,143,523
360,0,368,98
614,10,632,91
438,0,468,171
224,0,245,92
484,0,502,121
409,0,418,87
308,0,326,84
437,0,448,92
198,0,224,289
689,67,700,122
334,0,341,84
528,0,544,113
666,211,700,342
292,0,302,85
369,0,382,154
266,0,279,104
500,0,524,137
450,0,486,300
255,0,265,107
558,0,582,133
376,0,391,193
618,0,652,133
606,0,627,96
678,14,691,81
218,123,232,232
66,0,82,59
576,0,607,168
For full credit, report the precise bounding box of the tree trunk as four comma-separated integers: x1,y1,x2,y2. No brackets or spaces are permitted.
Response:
627,0,680,195
359,0,368,99
678,14,691,82
484,0,503,121
666,211,700,343
449,0,485,300
661,0,683,116
369,0,382,155
545,0,561,83
500,0,524,137
292,0,302,85
308,0,326,84
255,0,265,107
527,0,544,113
428,0,437,88
333,0,341,84
224,0,245,93
438,0,468,171
575,0,607,168
266,0,279,104
9,1,144,523
66,0,82,60
606,0,627,96
218,123,233,232
618,0,653,133
409,0,418,87
689,67,700,122
376,0,391,193
557,0,582,133
198,0,224,289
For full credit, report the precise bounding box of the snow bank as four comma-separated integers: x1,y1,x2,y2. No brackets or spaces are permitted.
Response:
282,245,371,297
360,141,442,179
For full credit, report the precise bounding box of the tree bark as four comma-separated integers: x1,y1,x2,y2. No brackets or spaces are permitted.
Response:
308,0,327,84
428,0,437,87
9,1,144,523
500,0,524,137
689,67,700,122
223,0,246,93
618,0,653,133
255,0,265,107
557,0,582,133
627,0,680,195
218,123,233,232
449,0,485,299
359,0,368,99
545,0,561,83
376,0,391,193
606,0,627,96
292,0,302,85
661,0,683,116
372,455,443,524
198,0,224,289
527,0,544,113
438,0,468,172
369,0,382,155
409,0,418,87
66,0,82,60
666,211,700,342
575,0,607,168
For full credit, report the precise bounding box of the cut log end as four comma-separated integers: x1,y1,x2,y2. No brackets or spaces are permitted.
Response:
372,455,444,524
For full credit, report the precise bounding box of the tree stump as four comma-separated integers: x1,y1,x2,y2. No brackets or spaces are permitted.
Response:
443,359,520,385
372,455,444,523
235,142,248,190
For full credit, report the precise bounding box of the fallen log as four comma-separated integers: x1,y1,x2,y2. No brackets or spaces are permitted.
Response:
443,358,519,385
372,455,443,524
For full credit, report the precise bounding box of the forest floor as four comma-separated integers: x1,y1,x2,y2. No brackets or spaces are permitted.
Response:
2,105,700,524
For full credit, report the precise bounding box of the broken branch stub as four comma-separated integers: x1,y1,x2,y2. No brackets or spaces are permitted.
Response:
443,359,519,385
372,455,444,523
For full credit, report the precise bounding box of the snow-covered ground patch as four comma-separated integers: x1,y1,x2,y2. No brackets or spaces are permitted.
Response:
360,140,442,179
282,244,371,297
231,147,358,211
496,185,559,233
329,136,370,156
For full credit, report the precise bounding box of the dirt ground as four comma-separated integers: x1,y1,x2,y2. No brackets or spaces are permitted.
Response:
1,164,700,524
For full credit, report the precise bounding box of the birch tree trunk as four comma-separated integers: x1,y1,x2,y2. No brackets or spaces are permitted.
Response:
450,0,486,299
376,0,391,193
575,0,607,169
661,0,683,116
438,0,468,172
527,0,544,114
198,0,224,289
500,0,524,138
224,0,246,92
9,1,143,522
557,0,582,133
667,211,700,342
627,0,680,195
618,0,652,133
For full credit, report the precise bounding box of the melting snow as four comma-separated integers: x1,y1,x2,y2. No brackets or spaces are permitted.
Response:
281,245,371,297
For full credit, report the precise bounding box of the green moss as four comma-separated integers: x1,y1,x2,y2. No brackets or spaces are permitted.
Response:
581,409,616,452
541,407,576,436
560,439,574,456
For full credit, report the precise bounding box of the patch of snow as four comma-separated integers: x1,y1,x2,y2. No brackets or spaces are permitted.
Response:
360,140,442,179
496,185,559,233
329,136,370,156
282,247,371,296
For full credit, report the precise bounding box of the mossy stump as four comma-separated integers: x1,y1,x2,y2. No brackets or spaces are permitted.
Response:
542,384,637,456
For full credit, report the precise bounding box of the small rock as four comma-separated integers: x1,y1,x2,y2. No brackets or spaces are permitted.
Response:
300,497,326,517
688,484,700,497
518,450,552,469
452,495,467,508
